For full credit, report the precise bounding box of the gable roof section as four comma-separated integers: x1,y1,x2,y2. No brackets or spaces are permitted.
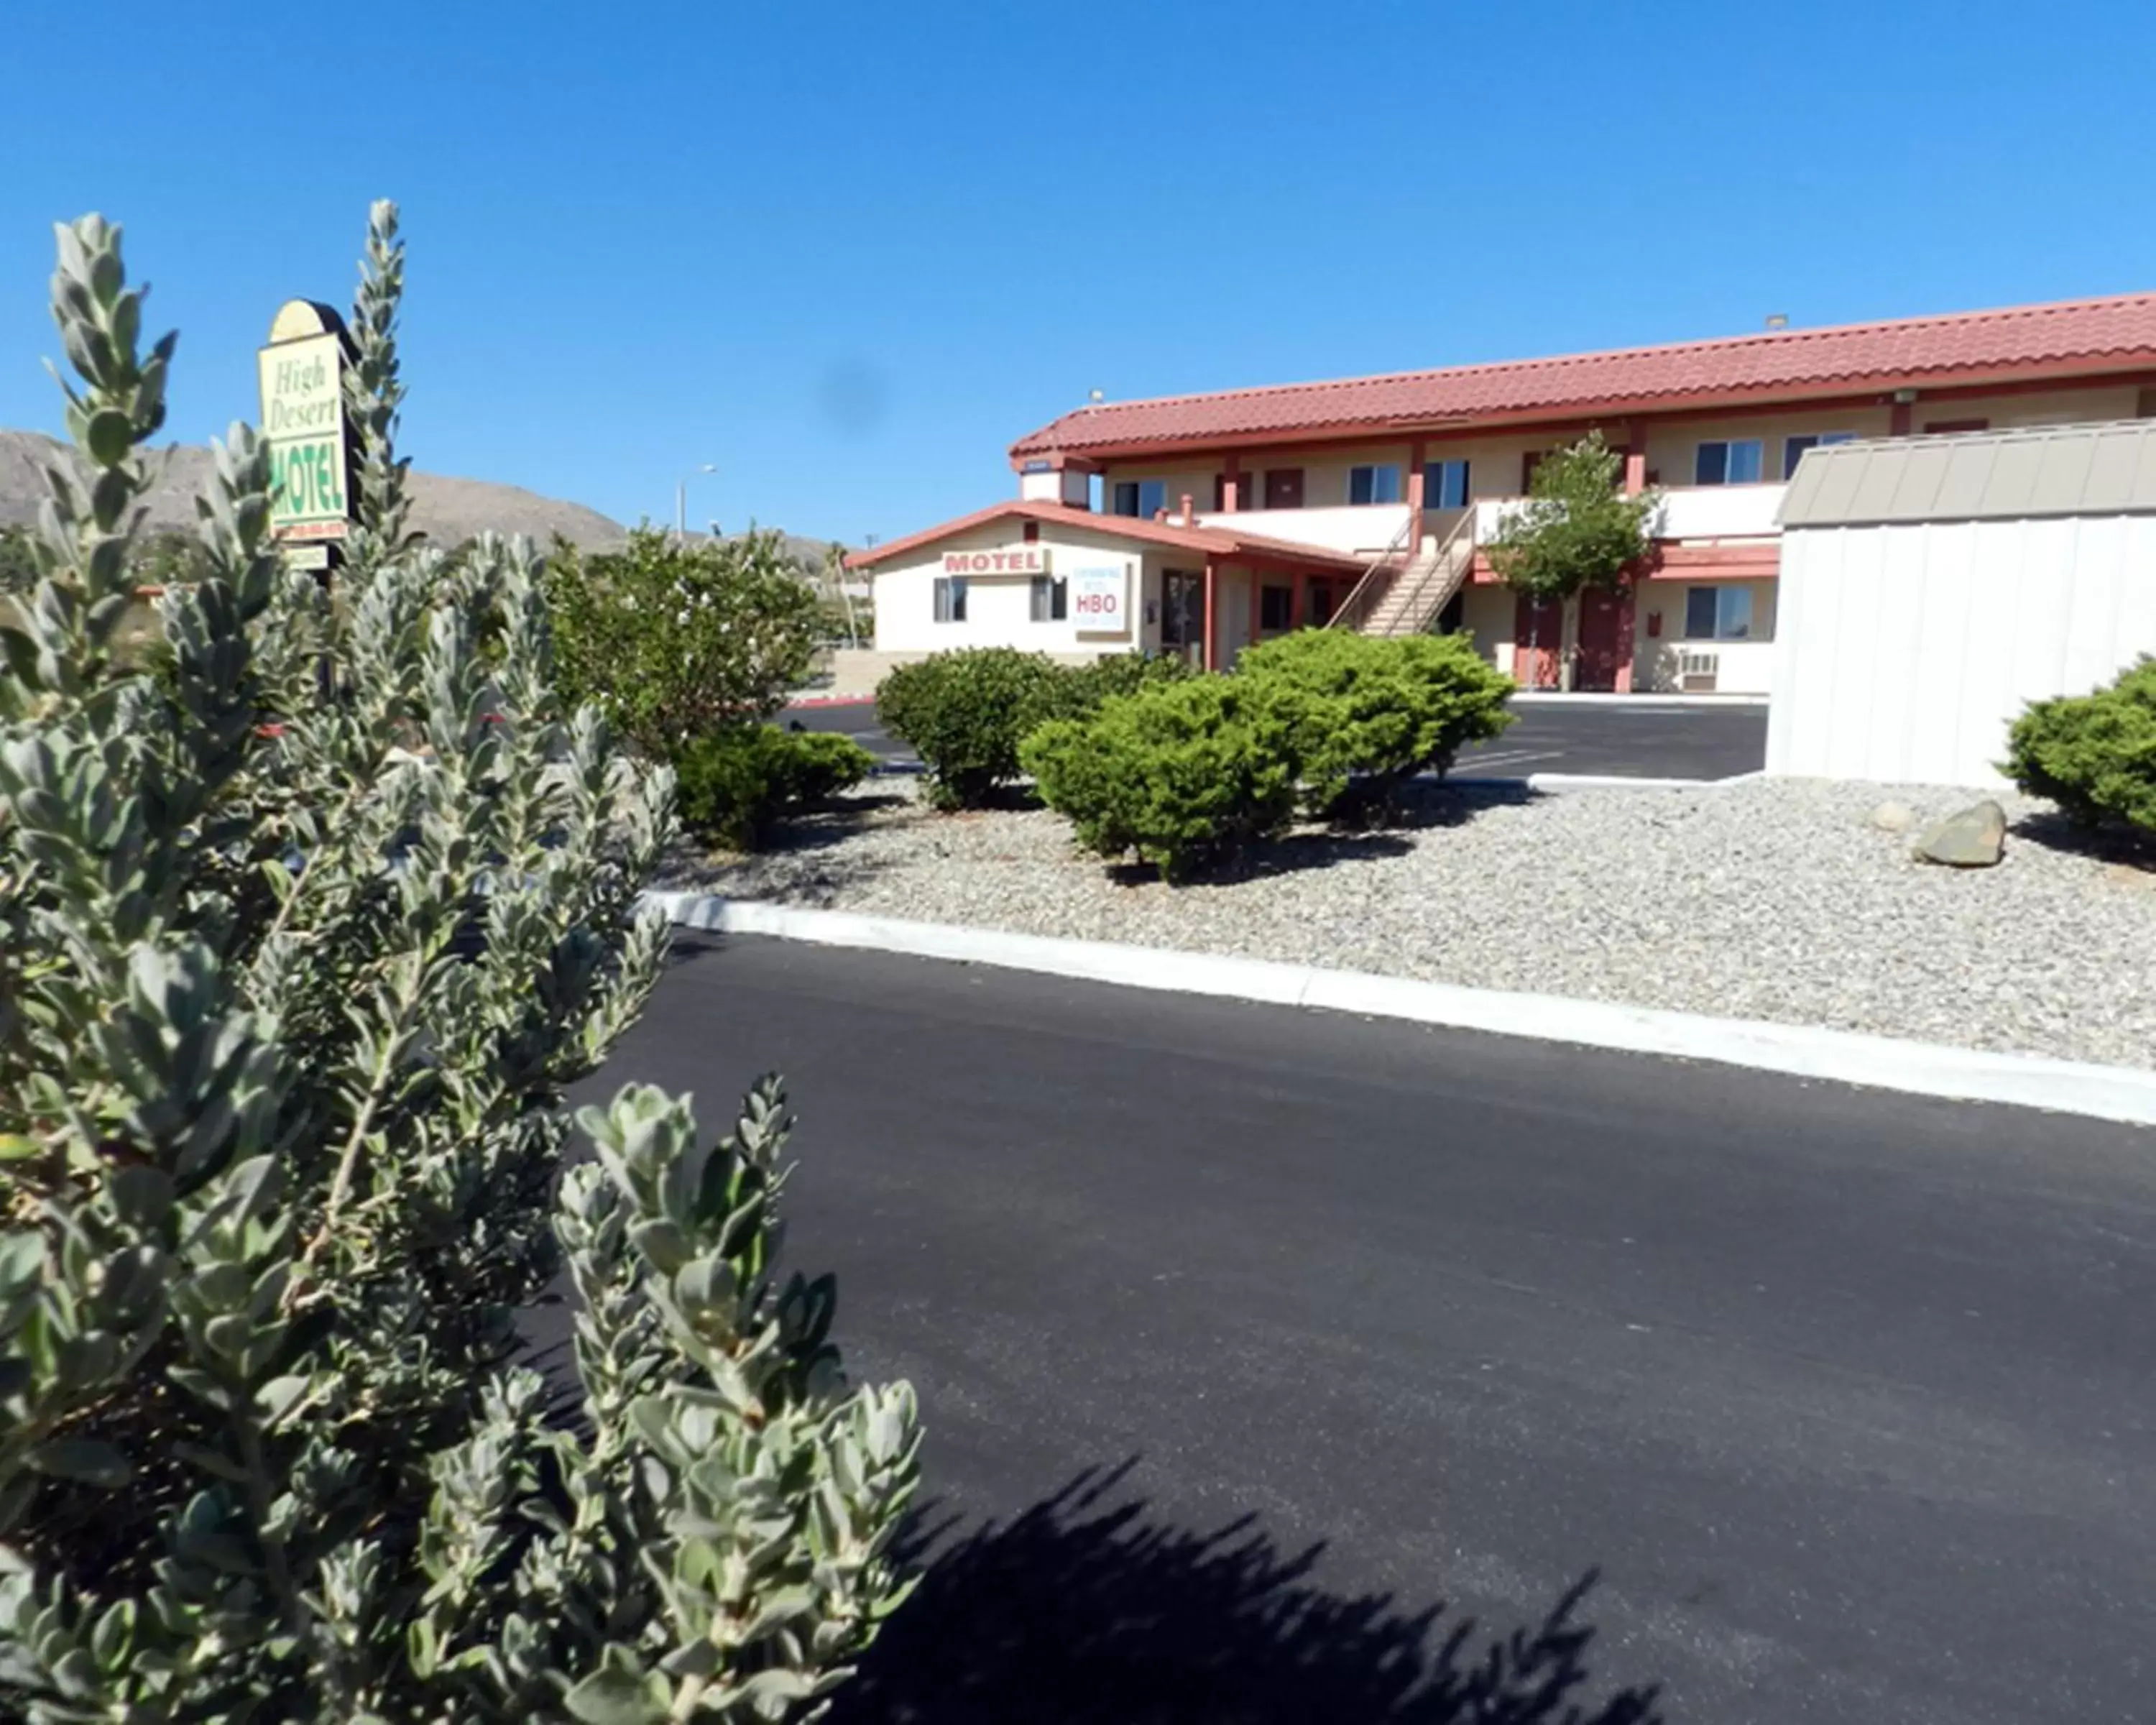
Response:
1780,419,2156,527
1012,292,2156,462
846,500,1371,571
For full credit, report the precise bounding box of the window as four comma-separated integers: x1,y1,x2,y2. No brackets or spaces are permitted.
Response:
1160,569,1203,654
1423,459,1470,510
1684,585,1753,640
1112,479,1168,518
1030,575,1067,622
934,576,967,623
1924,418,1989,436
1782,431,1854,479
1694,439,1764,485
1259,584,1294,632
1348,464,1402,505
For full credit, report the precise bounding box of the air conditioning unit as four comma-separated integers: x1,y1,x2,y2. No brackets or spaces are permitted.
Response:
1676,649,1719,692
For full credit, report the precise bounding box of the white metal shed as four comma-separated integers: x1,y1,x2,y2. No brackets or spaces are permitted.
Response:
1766,420,2156,787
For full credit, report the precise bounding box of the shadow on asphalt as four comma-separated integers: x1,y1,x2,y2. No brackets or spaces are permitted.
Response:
829,1463,1663,1725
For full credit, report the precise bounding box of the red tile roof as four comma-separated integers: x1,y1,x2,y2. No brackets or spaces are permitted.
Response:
844,500,1370,572
1010,292,2156,462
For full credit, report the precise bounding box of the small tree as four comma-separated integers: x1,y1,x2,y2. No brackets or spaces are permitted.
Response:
1482,434,1656,684
548,528,822,760
0,204,918,1723
2004,656,2156,834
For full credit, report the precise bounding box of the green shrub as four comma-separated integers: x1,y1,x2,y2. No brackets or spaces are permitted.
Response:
2004,656,2156,832
675,723,875,849
0,206,918,1722
1022,675,1311,880
1238,629,1516,819
548,526,823,759
1038,649,1194,720
876,646,1064,809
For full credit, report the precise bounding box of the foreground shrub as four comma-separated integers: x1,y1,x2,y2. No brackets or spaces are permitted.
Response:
2004,656,2156,833
876,646,1063,809
1037,649,1194,721
1022,676,1310,880
676,723,875,849
1238,629,1515,819
549,525,823,759
0,206,918,1723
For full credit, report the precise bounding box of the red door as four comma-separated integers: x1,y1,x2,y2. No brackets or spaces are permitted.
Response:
1263,468,1304,510
1513,595,1565,689
1575,587,1634,691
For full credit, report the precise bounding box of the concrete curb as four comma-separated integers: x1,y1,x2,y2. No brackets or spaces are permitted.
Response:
640,894,2156,1128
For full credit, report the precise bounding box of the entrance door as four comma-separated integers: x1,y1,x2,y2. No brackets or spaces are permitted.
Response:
1161,569,1204,666
1306,576,1348,627
1263,468,1304,510
1513,594,1565,689
1575,587,1632,691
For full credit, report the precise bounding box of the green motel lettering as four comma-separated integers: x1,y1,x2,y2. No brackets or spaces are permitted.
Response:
270,438,346,519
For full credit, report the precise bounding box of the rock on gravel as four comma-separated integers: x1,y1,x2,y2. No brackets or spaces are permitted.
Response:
657,778,2156,1070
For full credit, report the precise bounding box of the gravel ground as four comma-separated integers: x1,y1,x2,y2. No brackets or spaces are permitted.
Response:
656,777,2156,1070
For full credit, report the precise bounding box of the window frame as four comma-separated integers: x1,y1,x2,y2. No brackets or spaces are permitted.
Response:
1110,478,1169,518
1423,458,1470,510
1683,584,1753,641
1348,463,1403,505
1781,431,1855,479
934,574,968,623
1693,438,1765,486
1029,574,1068,622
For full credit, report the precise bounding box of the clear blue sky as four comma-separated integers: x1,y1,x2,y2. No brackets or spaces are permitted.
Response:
4,0,2153,545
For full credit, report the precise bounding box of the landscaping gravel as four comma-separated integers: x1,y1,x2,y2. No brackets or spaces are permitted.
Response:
655,777,2156,1070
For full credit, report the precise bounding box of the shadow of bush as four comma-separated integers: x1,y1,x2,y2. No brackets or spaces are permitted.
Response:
831,1464,1663,1725
2009,807,2156,870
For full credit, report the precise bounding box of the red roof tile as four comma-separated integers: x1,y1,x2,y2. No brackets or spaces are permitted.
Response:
845,500,1370,571
1010,292,2156,461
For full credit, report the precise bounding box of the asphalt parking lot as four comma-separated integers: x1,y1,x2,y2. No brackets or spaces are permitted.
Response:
791,695,1769,782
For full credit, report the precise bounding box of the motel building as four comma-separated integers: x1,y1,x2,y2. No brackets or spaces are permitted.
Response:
852,291,2156,694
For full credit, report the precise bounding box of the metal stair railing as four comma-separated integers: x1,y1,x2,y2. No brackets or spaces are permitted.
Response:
1326,510,1418,633
1363,507,1478,636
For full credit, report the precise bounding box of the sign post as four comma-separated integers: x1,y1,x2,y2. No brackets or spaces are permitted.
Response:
257,299,354,572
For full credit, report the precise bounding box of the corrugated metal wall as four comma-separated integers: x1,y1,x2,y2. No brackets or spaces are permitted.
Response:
1766,515,2156,787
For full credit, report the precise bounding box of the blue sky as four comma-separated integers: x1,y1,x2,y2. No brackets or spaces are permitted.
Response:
4,0,2153,545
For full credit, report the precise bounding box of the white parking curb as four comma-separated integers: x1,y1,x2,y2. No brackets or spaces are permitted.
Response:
640,893,2156,1128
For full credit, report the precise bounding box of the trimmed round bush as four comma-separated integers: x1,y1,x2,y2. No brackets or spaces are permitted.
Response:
674,723,875,849
1236,629,1516,819
2005,656,2156,834
1021,675,1312,881
877,648,1064,809
1036,649,1194,721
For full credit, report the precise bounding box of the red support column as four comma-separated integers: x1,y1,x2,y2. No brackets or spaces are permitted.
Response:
1223,454,1243,512
1613,588,1636,694
1623,416,1648,494
1406,438,1427,543
1202,561,1218,670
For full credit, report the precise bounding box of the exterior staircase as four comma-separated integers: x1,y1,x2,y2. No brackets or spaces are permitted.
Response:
1330,512,1478,637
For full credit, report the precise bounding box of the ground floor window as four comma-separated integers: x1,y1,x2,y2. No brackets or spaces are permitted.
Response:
1112,479,1167,518
1424,458,1470,509
1030,574,1067,622
934,575,967,622
1161,569,1203,653
1348,464,1401,505
1259,583,1294,632
1684,584,1753,640
1694,439,1764,485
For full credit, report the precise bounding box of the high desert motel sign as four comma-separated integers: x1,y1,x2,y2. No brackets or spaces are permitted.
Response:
257,299,354,569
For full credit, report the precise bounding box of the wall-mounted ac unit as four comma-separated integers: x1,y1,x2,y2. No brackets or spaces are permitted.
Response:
1677,649,1719,693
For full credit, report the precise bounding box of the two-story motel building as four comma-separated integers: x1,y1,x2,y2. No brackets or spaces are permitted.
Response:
852,292,2156,694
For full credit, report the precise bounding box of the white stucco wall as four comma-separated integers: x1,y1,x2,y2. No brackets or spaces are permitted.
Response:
1768,515,2156,786
872,520,1158,656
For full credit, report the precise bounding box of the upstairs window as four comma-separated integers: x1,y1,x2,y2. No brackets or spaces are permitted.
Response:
1684,585,1753,640
1348,464,1402,505
1112,479,1168,518
1694,439,1764,485
1423,459,1470,510
934,576,967,623
1030,575,1067,622
1782,432,1854,479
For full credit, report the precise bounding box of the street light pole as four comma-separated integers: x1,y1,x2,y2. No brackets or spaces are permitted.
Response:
676,463,716,541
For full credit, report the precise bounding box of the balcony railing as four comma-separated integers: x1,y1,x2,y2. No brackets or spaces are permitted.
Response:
1192,502,1410,556
1473,484,1789,543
